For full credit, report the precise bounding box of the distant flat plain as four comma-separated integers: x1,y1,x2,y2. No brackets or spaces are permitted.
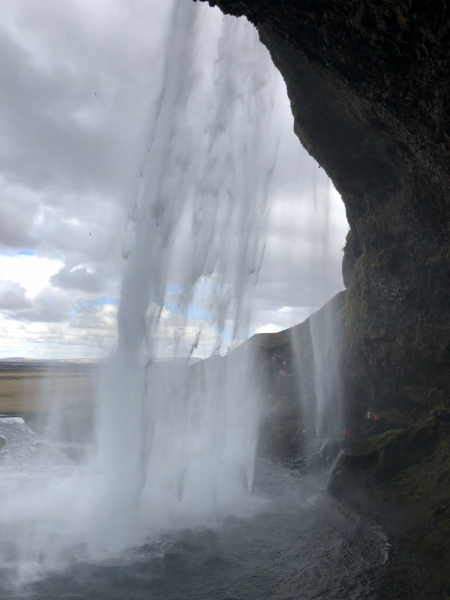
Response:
0,361,98,414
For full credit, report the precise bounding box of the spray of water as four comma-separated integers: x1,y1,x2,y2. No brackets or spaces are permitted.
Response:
289,174,344,459
308,177,344,443
309,300,344,440
92,0,278,546
0,0,280,585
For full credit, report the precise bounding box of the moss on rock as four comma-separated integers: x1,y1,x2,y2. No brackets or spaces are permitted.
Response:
329,409,450,598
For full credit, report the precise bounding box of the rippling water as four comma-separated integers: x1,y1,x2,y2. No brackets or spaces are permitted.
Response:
0,418,388,600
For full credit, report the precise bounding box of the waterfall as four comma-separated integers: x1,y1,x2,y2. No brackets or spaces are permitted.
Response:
91,0,277,546
309,299,343,440
0,0,280,581
288,175,344,460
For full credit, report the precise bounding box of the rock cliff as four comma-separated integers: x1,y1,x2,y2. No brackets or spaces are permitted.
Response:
249,291,346,465
196,1,450,596
197,0,450,427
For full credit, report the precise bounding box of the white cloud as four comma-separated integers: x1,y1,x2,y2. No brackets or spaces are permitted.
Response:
0,0,348,359
0,280,32,310
254,324,281,335
0,254,63,297
50,265,103,293
0,303,118,359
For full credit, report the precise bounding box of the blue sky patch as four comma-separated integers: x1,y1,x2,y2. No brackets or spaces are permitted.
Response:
0,249,36,256
164,301,211,321
82,296,118,307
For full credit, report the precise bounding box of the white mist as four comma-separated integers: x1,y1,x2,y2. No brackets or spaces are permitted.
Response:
0,0,278,584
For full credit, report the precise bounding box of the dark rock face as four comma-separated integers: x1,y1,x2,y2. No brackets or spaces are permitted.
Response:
249,291,346,465
197,0,450,421
195,2,450,593
328,411,450,598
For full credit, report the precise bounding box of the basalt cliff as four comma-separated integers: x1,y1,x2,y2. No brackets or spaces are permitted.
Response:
197,1,450,597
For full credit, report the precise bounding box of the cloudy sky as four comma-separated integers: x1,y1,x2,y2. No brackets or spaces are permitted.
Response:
0,0,348,360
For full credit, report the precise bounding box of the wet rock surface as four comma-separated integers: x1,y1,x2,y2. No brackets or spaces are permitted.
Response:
196,1,450,595
250,292,346,465
198,0,450,424
328,411,450,599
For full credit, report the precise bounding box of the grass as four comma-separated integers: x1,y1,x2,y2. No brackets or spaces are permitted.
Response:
0,362,98,414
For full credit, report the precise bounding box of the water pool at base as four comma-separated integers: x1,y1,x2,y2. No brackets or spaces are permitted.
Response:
0,420,387,600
